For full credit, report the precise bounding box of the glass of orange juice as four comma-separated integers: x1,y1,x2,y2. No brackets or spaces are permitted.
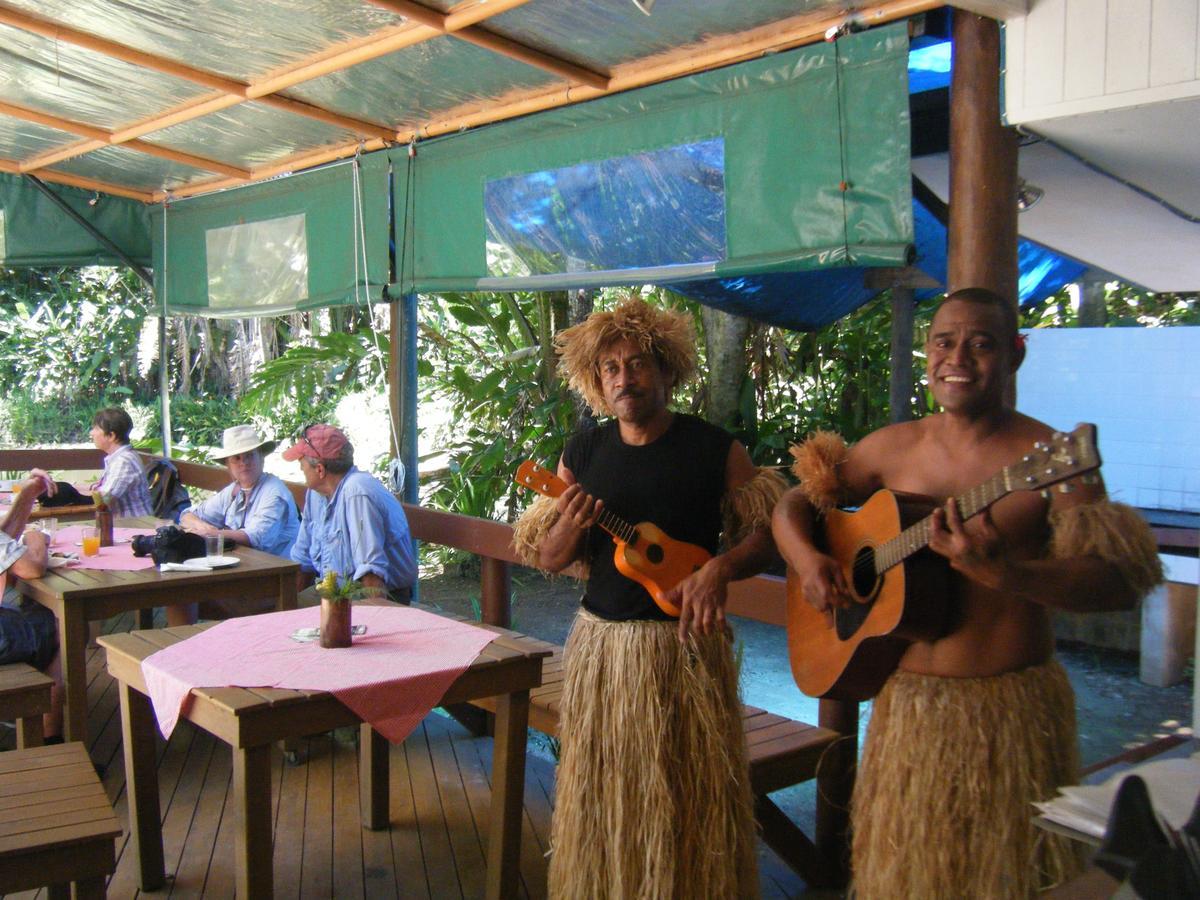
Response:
81,526,101,557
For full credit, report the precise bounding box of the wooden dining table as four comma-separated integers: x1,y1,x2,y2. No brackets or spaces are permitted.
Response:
100,619,550,899
14,516,298,744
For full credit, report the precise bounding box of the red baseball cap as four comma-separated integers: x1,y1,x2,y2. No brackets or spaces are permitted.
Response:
281,424,350,462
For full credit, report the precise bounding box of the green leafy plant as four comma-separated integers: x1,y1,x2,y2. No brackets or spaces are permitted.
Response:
315,570,367,604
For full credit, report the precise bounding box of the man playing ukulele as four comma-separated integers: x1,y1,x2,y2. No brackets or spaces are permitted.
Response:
513,297,784,898
773,287,1163,897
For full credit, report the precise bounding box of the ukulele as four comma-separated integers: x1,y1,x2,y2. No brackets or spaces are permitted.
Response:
787,423,1101,701
513,460,712,617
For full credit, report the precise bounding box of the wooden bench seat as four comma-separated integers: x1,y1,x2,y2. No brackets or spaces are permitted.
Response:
471,642,841,884
0,662,54,749
0,742,121,898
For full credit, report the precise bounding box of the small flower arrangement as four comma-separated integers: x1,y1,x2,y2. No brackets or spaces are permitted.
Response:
93,491,112,510
315,570,367,603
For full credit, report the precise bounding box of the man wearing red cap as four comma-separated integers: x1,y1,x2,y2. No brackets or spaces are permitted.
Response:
282,424,416,603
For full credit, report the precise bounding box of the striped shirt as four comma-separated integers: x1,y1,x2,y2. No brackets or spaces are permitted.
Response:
98,444,153,518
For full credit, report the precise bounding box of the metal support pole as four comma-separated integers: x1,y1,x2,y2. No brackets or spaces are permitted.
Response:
889,287,915,423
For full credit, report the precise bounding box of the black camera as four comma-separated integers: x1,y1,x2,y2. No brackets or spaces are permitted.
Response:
131,526,207,564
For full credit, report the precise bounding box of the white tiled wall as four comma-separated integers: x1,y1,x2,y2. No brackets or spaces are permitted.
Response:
1016,327,1200,512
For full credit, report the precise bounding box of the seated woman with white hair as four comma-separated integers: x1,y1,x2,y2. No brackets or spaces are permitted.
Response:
166,424,300,626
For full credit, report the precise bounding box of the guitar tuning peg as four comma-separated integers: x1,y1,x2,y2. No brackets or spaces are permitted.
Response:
1058,482,1075,494
1040,489,1052,500
1022,454,1034,463
1081,474,1100,485
1051,431,1063,440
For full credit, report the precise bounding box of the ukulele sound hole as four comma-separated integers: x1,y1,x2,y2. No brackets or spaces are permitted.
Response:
645,543,664,564
835,546,880,641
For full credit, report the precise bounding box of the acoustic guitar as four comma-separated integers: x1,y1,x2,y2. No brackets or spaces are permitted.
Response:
787,424,1101,701
514,459,712,618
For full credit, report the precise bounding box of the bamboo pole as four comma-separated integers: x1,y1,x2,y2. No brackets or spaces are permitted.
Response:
0,162,155,202
445,0,534,31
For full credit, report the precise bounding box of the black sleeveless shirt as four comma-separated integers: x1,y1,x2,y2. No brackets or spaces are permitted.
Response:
562,414,734,621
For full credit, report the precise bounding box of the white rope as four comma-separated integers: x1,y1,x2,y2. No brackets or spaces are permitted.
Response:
350,153,403,468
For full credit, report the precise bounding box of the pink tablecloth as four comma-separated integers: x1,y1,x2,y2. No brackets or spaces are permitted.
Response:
142,606,499,744
51,525,157,570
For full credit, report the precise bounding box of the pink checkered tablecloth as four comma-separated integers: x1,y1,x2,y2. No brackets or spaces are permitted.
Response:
141,606,498,744
51,525,158,570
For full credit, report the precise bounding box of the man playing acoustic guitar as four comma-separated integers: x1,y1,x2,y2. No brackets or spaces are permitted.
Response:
513,297,785,898
773,287,1163,898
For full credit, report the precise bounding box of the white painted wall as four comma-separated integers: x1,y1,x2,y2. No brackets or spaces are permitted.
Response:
1016,326,1200,512
1005,0,1200,123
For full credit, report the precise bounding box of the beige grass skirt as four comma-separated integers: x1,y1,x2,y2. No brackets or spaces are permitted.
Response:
851,659,1086,899
548,609,758,899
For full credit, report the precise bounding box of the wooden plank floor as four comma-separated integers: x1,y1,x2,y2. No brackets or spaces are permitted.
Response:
0,612,807,898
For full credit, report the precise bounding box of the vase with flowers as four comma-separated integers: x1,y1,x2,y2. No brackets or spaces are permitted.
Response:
93,492,114,547
315,570,364,648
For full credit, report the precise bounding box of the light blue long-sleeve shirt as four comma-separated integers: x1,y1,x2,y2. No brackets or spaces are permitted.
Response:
291,467,416,591
190,473,300,558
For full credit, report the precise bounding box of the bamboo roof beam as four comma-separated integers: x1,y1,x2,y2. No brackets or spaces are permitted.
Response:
154,0,938,202
444,0,534,31
0,155,155,201
369,0,610,90
0,100,250,178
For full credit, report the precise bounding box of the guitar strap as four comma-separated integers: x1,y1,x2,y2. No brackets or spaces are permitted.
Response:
1049,499,1164,598
787,430,849,513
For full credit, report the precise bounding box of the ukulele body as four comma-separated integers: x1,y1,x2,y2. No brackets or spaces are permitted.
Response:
612,521,712,618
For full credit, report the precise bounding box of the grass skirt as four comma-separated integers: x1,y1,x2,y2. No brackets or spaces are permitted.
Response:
548,610,758,899
851,660,1085,899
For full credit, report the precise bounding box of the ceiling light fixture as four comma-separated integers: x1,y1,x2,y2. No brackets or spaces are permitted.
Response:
630,0,655,15
1017,178,1044,212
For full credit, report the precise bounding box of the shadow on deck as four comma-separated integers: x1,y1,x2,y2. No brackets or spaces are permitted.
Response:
1,611,810,898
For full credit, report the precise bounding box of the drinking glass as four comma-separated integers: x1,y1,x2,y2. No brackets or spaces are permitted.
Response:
81,526,101,557
205,534,225,561
42,517,58,547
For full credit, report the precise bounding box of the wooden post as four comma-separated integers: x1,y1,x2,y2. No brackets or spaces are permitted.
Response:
948,12,1019,306
815,697,858,886
481,557,512,628
889,286,915,423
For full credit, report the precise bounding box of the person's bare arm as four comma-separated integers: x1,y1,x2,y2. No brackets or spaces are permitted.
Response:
536,459,602,573
929,476,1142,612
10,529,48,579
180,512,250,547
665,442,778,641
2,477,48,540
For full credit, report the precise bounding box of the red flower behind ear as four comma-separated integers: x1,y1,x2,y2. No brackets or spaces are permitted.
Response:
1014,334,1028,352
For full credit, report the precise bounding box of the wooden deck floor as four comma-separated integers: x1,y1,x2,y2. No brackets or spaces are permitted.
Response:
1,613,807,898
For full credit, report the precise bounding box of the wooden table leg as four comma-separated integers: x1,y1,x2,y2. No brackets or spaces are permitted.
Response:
486,689,530,900
15,715,41,748
359,723,390,830
119,681,165,890
233,743,274,899
57,604,89,744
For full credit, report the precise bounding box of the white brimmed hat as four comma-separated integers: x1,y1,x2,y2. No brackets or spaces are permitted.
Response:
211,425,277,460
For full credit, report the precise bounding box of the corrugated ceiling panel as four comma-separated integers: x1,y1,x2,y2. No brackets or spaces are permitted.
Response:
49,144,209,192
284,36,557,129
141,101,359,170
0,23,205,129
0,114,69,160
486,0,839,69
0,0,405,83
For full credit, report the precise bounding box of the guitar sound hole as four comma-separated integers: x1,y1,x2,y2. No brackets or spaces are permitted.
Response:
645,543,663,564
835,546,879,641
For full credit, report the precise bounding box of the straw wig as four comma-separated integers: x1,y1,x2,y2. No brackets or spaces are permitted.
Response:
555,297,698,416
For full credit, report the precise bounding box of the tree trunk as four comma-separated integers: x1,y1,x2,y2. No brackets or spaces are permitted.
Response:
1078,278,1108,326
701,305,751,430
569,289,596,430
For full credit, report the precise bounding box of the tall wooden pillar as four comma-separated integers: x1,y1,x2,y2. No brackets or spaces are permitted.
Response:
948,12,1019,308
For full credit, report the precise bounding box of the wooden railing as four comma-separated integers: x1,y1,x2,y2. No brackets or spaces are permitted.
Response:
1,446,858,867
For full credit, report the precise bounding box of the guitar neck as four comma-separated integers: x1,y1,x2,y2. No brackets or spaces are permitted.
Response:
595,508,638,545
873,471,1009,573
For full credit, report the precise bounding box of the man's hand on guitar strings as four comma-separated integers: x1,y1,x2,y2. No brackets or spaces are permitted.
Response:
666,560,729,643
794,551,855,626
928,499,1007,590
556,483,603,531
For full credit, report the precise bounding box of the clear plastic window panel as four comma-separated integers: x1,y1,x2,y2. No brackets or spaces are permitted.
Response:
484,138,726,278
205,213,308,310
0,209,6,261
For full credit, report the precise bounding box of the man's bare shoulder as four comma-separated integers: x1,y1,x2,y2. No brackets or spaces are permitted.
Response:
841,420,927,498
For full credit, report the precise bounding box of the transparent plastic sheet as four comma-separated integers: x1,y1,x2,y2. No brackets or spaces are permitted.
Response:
152,154,388,317
52,144,208,194
0,0,403,84
0,172,151,267
483,138,727,278
0,114,66,161
205,213,308,310
485,0,827,70
287,36,554,128
143,101,358,172
0,22,205,129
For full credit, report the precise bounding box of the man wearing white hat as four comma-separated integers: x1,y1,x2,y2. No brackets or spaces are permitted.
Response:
167,425,301,626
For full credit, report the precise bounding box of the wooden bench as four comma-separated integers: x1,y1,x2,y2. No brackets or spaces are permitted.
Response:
0,662,53,749
0,742,121,898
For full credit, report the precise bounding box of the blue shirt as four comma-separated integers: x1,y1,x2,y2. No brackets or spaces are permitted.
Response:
99,444,153,517
291,467,416,591
190,473,300,558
